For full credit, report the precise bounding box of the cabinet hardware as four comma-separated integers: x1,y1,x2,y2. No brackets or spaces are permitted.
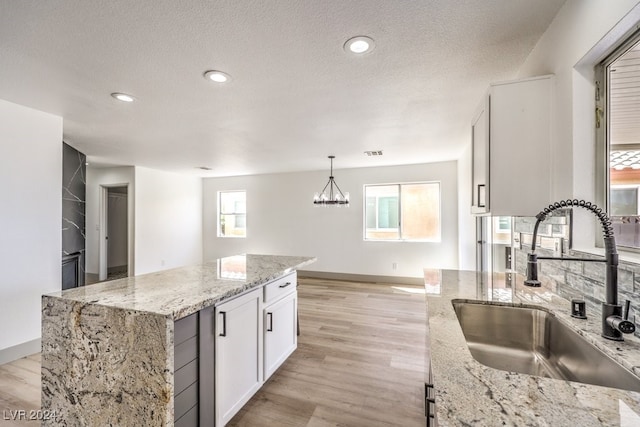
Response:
219,311,226,337
477,184,486,208
424,384,429,417
425,381,436,423
279,282,292,288
426,397,436,422
267,312,273,332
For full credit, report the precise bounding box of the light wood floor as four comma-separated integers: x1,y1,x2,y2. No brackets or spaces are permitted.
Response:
229,278,427,426
0,353,40,426
0,278,427,426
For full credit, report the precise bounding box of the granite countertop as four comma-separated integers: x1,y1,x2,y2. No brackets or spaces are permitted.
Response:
427,270,640,426
44,254,316,320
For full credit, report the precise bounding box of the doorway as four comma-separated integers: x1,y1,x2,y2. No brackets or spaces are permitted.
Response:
99,185,129,281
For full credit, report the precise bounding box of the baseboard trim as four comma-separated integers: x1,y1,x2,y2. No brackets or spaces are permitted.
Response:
108,265,128,274
297,270,424,286
0,338,40,365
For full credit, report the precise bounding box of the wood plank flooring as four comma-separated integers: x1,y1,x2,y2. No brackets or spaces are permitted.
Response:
0,353,40,426
228,277,427,426
0,277,427,426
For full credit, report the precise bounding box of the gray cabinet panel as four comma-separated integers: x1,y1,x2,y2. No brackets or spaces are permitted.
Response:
175,381,198,421
175,359,197,395
174,404,198,427
199,305,215,426
175,312,198,346
175,336,197,369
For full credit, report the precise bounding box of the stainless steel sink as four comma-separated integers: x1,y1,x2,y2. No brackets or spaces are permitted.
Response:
452,300,640,392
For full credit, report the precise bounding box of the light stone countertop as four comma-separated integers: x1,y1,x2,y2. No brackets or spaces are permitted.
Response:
41,253,316,426
427,270,640,426
45,254,316,320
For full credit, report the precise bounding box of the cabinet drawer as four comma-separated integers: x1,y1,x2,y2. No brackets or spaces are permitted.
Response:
264,272,296,304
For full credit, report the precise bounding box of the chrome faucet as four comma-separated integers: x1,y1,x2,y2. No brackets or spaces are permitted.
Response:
524,199,635,341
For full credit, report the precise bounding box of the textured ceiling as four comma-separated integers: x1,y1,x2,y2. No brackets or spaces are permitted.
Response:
0,0,566,176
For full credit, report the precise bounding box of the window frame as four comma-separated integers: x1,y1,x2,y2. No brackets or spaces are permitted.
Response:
363,181,441,243
596,28,640,251
596,29,640,212
217,190,247,238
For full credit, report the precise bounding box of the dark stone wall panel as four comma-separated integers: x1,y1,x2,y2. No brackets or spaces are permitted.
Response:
62,142,86,288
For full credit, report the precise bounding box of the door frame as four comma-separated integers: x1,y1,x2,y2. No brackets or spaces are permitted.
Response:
99,184,131,281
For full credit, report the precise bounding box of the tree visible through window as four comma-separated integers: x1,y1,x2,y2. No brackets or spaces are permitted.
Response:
218,191,246,238
364,182,440,241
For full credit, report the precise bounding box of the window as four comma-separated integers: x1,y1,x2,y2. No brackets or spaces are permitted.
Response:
364,182,440,241
610,187,639,216
597,29,640,249
218,191,246,238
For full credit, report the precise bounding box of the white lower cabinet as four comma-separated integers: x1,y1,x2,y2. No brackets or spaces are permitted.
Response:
215,287,263,426
211,272,299,426
264,290,297,379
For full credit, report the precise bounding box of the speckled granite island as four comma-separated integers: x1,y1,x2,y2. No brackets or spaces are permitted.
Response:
427,270,640,426
41,254,315,426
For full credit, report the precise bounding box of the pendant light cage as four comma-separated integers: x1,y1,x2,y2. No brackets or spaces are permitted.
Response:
313,156,350,206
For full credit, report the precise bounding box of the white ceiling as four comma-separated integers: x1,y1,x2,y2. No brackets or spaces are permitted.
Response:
0,0,566,177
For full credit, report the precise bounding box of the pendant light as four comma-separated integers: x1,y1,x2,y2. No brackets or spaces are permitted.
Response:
313,156,350,206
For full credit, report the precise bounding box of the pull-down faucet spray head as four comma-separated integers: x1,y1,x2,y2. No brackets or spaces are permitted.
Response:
524,218,544,287
524,253,541,287
523,199,634,341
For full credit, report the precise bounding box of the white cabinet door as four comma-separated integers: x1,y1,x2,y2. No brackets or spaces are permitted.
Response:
471,97,489,214
215,288,263,426
264,291,297,380
489,75,553,216
470,75,553,216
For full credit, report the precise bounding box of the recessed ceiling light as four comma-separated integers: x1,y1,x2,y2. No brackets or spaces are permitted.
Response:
344,36,375,55
204,70,231,83
111,92,135,102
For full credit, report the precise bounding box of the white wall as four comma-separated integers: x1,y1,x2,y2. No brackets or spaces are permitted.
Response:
516,0,640,249
134,167,203,275
203,162,459,278
0,99,62,358
457,146,476,271
86,166,135,275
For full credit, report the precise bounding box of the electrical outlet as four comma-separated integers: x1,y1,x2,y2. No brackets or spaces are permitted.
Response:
161,260,166,267
392,262,398,270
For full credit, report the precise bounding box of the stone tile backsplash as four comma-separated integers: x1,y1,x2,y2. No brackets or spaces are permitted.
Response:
514,214,640,337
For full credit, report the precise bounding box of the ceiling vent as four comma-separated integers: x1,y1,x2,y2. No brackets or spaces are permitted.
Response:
364,150,383,157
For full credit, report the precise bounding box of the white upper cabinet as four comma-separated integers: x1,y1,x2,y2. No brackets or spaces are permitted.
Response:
471,75,554,216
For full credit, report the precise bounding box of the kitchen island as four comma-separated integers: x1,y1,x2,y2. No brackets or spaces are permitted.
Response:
427,270,640,426
41,254,315,426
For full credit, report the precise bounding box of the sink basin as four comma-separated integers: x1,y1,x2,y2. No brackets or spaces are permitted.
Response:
452,300,640,392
